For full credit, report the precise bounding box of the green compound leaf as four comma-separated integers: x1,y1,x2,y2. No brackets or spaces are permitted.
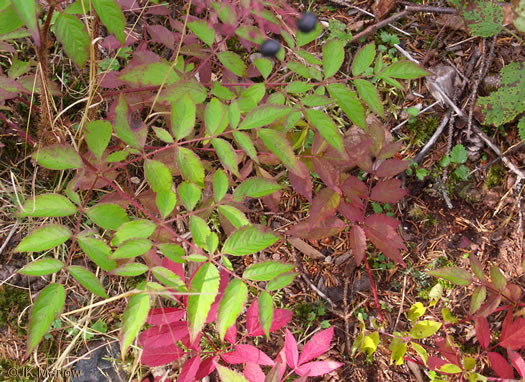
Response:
243,261,294,281
216,364,248,382
113,94,141,149
266,272,297,291
217,51,247,77
232,131,258,163
478,62,525,127
54,13,90,67
378,60,431,79
68,265,109,298
110,238,153,260
119,62,179,86
92,0,126,44
176,147,205,188
323,38,344,78
213,169,229,202
217,279,248,340
152,266,188,292
120,292,150,357
178,181,201,211
85,120,112,160
211,138,240,177
111,219,157,246
33,144,83,170
187,263,220,342
218,205,250,229
156,189,177,219
0,5,23,35
144,159,172,192
327,83,365,130
86,203,129,230
15,224,71,253
11,0,38,44
111,262,148,276
233,177,282,202
450,144,468,164
258,291,274,338
305,109,344,153
354,79,385,118
171,94,196,140
78,236,117,271
17,193,77,218
352,43,375,76
188,20,215,47
462,0,503,37
205,97,227,135
158,243,185,263
27,284,65,354
427,266,473,286
258,128,299,173
18,258,65,276
407,302,426,322
409,320,442,339
222,225,279,256
239,104,291,130
254,58,273,79
189,215,211,251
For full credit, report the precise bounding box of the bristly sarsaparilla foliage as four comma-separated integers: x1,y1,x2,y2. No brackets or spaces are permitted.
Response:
4,0,429,379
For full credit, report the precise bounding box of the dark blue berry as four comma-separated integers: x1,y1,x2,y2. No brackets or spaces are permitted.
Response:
297,12,317,33
259,39,281,57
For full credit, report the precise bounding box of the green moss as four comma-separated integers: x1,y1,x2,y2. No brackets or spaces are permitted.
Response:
0,285,29,335
485,164,505,189
407,115,439,147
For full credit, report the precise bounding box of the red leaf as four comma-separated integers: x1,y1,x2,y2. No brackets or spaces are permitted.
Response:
244,362,266,382
313,157,340,192
349,225,367,265
477,294,502,317
287,217,346,240
195,356,218,380
364,214,407,266
246,300,293,336
375,159,410,177
146,307,184,326
284,329,299,368
508,348,525,378
500,309,513,343
370,178,407,203
141,342,184,367
147,24,175,49
435,337,461,366
474,317,490,349
337,200,364,224
298,327,334,365
221,344,274,366
427,356,448,371
295,361,343,377
378,141,403,159
138,322,188,348
488,352,515,379
341,175,367,206
177,355,200,382
205,269,230,323
224,324,237,344
309,187,341,229
289,161,312,202
499,317,525,350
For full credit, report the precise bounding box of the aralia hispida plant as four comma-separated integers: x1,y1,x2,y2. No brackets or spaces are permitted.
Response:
4,0,429,379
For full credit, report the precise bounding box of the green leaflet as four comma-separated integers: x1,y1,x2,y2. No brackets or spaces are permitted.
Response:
305,109,344,153
120,292,150,357
257,128,299,172
187,263,220,342
217,279,248,340
217,51,246,77
176,147,205,188
92,0,126,44
54,13,90,67
18,258,65,276
86,203,129,230
85,120,112,160
222,225,279,256
233,177,282,201
68,265,108,298
144,159,172,192
243,261,295,281
17,193,77,218
323,38,344,78
188,20,215,46
33,144,83,170
15,224,71,252
27,284,65,354
258,291,273,338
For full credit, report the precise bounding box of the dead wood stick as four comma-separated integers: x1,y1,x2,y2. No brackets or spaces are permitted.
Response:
349,5,456,43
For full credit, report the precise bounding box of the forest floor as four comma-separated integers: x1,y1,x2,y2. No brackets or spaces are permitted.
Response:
0,0,524,381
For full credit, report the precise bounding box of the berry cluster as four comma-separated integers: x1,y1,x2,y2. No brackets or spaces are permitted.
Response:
259,12,317,57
